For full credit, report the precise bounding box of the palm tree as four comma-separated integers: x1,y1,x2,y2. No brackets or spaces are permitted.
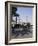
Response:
12,7,17,15
11,7,19,24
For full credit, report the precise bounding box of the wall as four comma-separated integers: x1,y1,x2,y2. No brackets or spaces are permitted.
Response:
0,0,38,46
37,4,38,42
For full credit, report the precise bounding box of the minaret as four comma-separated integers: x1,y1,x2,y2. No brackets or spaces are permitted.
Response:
19,17,20,24
26,16,28,23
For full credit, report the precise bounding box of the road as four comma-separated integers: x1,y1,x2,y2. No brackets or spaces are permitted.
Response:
11,28,33,39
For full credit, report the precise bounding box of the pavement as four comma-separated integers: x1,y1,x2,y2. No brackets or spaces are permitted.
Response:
11,28,33,39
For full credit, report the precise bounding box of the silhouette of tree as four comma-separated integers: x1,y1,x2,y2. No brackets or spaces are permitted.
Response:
26,23,31,28
12,7,19,24
12,7,17,15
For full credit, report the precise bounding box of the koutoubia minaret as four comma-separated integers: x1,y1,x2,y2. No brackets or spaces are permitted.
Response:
26,16,28,23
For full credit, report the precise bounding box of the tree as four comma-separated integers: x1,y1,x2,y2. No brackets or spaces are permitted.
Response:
12,7,17,15
26,23,31,28
11,7,19,24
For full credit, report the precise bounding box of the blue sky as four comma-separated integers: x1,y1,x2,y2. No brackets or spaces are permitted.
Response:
16,7,32,24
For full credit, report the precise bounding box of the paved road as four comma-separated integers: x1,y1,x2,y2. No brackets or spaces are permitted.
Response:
11,28,33,39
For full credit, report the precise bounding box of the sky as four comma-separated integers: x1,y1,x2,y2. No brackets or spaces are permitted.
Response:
16,7,32,24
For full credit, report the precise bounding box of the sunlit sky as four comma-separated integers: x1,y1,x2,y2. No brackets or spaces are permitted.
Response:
16,7,32,24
